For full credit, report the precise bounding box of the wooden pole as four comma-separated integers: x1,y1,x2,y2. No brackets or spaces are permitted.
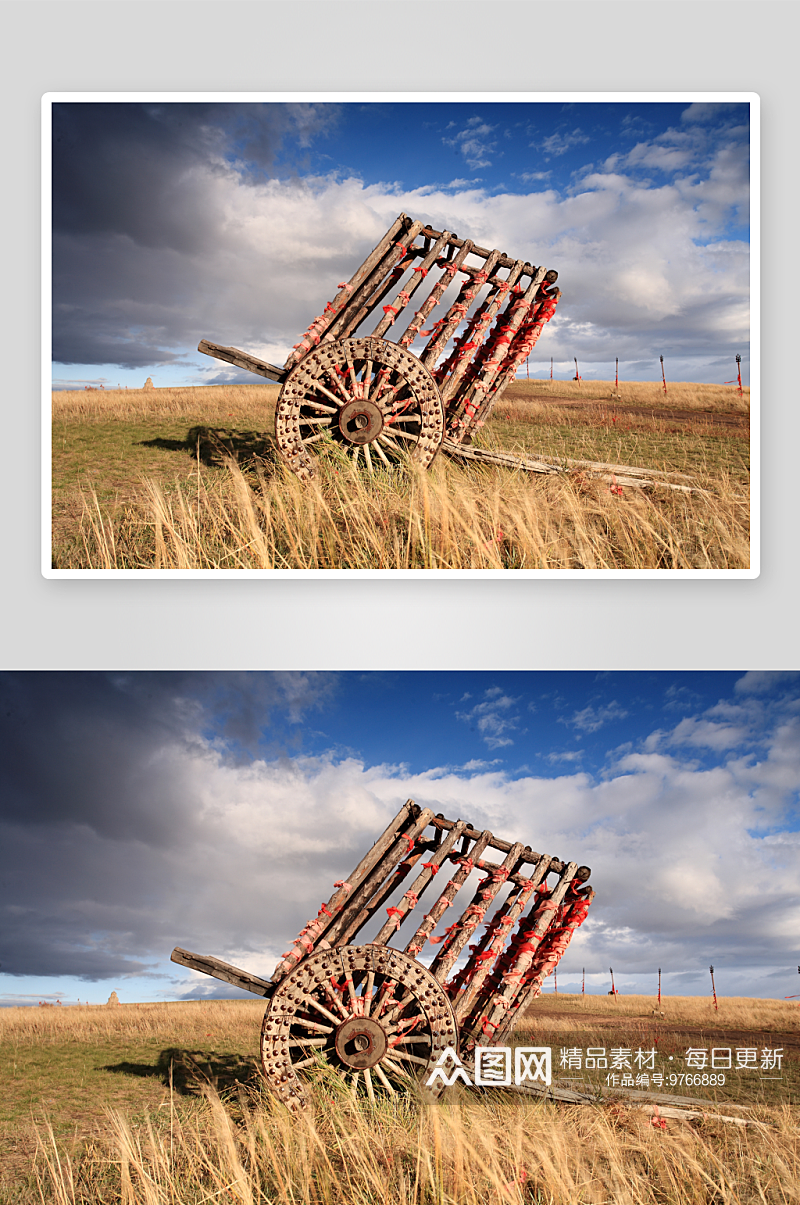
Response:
736,354,743,398
660,355,667,395
582,967,585,995
658,967,661,1005
710,964,718,1011
550,357,553,380
615,357,619,389
554,966,558,994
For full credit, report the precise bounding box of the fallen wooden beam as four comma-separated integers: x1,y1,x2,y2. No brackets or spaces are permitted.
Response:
441,439,707,494
502,1077,765,1127
171,946,275,998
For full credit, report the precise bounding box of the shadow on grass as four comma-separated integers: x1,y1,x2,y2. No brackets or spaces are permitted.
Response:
102,1047,261,1096
138,426,279,472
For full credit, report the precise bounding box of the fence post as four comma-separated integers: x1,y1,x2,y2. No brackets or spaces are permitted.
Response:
660,355,667,395
710,964,718,1011
736,353,742,398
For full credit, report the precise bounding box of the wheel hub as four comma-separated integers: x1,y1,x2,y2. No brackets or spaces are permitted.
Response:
338,398,384,445
334,1016,388,1069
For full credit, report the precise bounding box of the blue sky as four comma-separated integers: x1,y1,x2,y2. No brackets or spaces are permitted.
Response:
2,670,796,1007
50,97,751,390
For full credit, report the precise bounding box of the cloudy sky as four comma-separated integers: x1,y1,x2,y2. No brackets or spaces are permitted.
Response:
2,670,796,1007
49,97,751,390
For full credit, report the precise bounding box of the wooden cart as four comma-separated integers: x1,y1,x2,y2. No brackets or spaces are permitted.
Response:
198,213,561,480
172,800,594,1111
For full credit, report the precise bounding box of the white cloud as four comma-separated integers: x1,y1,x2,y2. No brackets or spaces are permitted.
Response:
735,671,800,694
668,716,750,751
567,701,629,733
455,689,521,749
537,129,591,157
55,137,750,376
443,117,497,170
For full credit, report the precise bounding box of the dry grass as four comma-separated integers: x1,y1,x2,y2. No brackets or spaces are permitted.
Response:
31,1083,800,1205
517,993,799,1032
51,383,280,427
3,997,796,1204
51,381,751,571
503,378,751,413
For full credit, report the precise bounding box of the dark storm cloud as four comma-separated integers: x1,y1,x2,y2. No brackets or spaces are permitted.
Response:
52,102,338,251
51,102,342,368
0,672,338,978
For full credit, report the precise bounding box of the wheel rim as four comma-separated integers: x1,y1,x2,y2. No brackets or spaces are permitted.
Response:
261,944,458,1111
275,337,444,480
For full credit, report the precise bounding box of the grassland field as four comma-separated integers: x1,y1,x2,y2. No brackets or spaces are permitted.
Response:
51,379,750,570
2,993,795,1203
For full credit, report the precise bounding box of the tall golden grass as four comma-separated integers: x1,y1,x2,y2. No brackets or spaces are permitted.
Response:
52,382,750,571
4,997,795,1203
71,456,748,571
32,1071,800,1205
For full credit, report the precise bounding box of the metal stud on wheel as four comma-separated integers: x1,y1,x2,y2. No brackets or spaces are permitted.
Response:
260,944,458,1112
275,337,445,480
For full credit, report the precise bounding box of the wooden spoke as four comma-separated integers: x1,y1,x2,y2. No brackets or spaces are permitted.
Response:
372,439,391,468
381,427,416,442
295,992,343,1026
363,971,375,1016
372,1062,396,1094
302,399,339,415
385,1049,430,1068
364,1067,376,1104
285,1017,333,1035
362,359,373,399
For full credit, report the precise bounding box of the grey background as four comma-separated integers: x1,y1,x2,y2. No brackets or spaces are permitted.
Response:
4,0,794,670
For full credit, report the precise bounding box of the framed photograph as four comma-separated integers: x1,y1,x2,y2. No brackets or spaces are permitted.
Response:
43,94,757,577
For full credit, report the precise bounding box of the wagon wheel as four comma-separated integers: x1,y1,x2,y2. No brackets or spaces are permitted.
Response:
275,337,445,480
260,944,458,1112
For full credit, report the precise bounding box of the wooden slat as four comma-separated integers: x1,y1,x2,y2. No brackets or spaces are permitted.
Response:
418,225,554,276
269,800,419,983
198,340,286,383
428,813,589,879
331,219,425,340
322,808,436,948
281,213,411,372
171,947,275,998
